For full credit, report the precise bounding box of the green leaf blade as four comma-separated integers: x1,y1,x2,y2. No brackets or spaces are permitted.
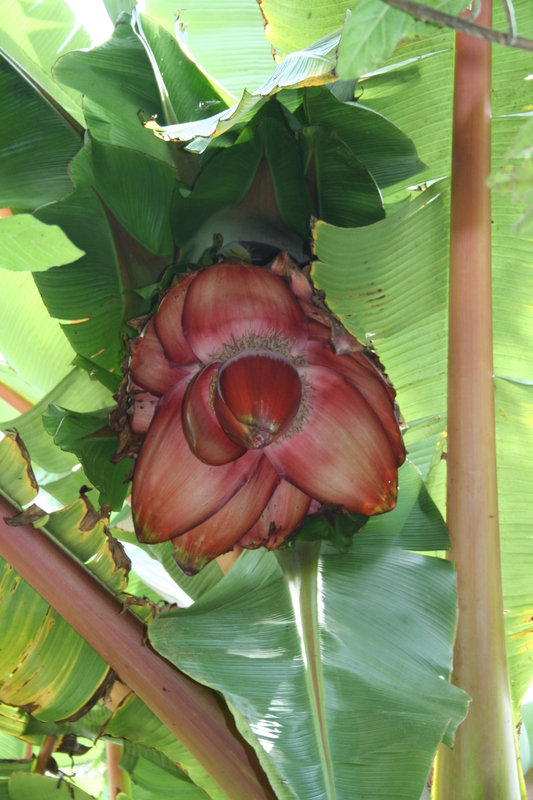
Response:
0,215,84,272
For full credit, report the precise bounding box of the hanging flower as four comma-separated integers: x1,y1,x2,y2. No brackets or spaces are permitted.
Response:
127,257,405,574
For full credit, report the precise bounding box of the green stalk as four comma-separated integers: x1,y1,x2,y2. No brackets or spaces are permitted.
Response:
276,541,336,800
0,495,276,800
433,2,521,796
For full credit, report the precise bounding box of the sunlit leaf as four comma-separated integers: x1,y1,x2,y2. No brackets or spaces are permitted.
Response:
336,0,470,81
149,546,467,800
0,370,113,475
142,0,274,97
5,772,95,800
0,0,89,129
312,180,449,422
0,215,84,273
0,433,38,507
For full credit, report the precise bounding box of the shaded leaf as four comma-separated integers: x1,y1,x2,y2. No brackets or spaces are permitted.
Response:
0,56,81,209
301,125,384,226
302,85,425,188
131,12,230,124
120,740,208,799
53,16,171,162
104,694,228,800
146,31,341,147
33,183,125,372
42,405,132,511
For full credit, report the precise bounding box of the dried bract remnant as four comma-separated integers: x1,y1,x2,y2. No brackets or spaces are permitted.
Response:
125,256,405,574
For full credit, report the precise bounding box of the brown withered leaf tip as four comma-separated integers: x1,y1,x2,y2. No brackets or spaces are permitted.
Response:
5,429,39,494
4,503,48,527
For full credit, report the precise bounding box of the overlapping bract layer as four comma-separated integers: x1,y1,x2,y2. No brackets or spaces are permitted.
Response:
129,260,405,574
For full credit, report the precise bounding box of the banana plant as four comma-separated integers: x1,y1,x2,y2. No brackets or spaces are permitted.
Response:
0,1,532,799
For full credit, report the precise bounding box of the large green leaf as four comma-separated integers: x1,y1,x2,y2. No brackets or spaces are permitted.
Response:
0,0,89,129
336,0,470,80
0,215,84,272
312,180,449,423
302,86,425,188
2,773,95,800
257,0,345,57
0,57,81,209
53,16,171,162
131,12,231,123
142,0,274,97
146,31,340,146
33,184,125,371
300,125,385,227
497,378,533,712
149,545,467,800
0,270,75,402
0,434,38,508
69,141,177,257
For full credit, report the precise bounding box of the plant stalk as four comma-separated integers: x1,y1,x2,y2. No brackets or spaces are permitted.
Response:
34,735,57,775
433,1,521,796
0,495,276,800
106,742,130,800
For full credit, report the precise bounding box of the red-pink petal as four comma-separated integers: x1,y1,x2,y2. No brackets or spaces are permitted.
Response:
238,480,311,551
298,298,333,329
214,350,302,449
130,391,158,434
266,365,398,515
154,272,198,366
172,455,279,574
307,318,331,342
350,351,397,403
130,321,192,395
305,341,405,467
267,251,313,300
182,363,247,465
132,379,261,543
298,299,364,354
181,262,308,362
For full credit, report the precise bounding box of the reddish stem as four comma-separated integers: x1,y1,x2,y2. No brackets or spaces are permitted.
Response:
0,495,276,800
433,1,521,796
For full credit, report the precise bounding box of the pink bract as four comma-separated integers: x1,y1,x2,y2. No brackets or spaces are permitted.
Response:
129,258,405,574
